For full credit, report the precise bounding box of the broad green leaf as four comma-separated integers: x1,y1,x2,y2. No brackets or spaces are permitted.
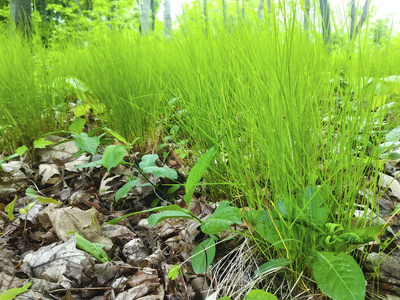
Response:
167,184,181,194
386,126,400,142
300,186,329,226
142,166,178,179
34,138,53,149
37,197,60,205
218,298,231,300
337,224,387,244
254,258,291,276
19,200,38,215
192,237,215,274
105,205,190,225
115,179,140,202
67,231,111,263
103,128,128,145
0,282,31,300
170,125,179,135
168,264,180,280
245,290,278,300
5,195,17,221
15,145,28,156
243,210,290,250
380,152,400,160
147,211,194,227
312,252,365,300
74,104,91,117
200,201,241,234
102,145,126,171
74,159,103,169
139,154,158,169
184,147,217,206
25,188,38,198
25,188,60,205
377,141,400,153
74,133,100,155
69,118,86,133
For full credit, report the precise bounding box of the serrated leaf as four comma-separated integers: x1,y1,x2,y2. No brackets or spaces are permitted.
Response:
142,166,178,179
102,145,126,171
67,231,111,263
184,147,217,206
69,118,86,133
115,179,140,202
34,138,53,149
148,211,194,227
192,237,215,274
0,282,31,300
201,201,241,234
4,195,17,221
75,133,100,155
254,258,291,276
168,264,180,280
312,252,365,300
139,154,158,169
245,290,278,300
15,145,28,156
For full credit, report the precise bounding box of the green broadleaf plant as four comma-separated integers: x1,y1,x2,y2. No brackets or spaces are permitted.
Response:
0,282,32,300
246,186,387,300
110,147,239,277
66,231,111,263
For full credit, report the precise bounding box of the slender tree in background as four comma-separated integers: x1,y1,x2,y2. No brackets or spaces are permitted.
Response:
319,0,330,44
163,0,171,36
203,0,208,36
350,0,369,41
303,0,310,35
257,0,264,21
222,0,227,29
241,0,245,23
10,0,31,37
140,0,150,35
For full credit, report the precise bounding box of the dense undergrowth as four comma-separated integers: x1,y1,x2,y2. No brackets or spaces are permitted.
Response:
2,1,400,298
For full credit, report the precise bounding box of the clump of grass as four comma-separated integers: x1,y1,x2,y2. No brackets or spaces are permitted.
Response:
0,34,71,151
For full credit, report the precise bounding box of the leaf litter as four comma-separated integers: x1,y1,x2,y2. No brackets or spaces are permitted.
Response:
0,134,227,299
3,110,400,299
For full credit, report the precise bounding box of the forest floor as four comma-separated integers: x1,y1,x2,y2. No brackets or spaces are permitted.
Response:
2,108,400,300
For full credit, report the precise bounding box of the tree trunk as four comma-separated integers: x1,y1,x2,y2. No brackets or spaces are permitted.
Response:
257,0,264,21
10,0,31,37
222,0,227,29
303,0,310,33
140,0,150,35
203,0,208,37
241,0,245,23
150,0,156,31
164,0,171,37
319,0,330,44
350,0,369,40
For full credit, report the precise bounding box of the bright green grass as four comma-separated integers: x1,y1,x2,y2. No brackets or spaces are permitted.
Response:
1,3,400,295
